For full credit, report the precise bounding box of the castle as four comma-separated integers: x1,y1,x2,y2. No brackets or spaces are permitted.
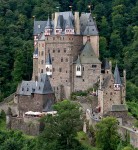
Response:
6,11,130,136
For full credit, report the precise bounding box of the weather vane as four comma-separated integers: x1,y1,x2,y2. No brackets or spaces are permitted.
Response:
69,5,73,11
88,4,92,13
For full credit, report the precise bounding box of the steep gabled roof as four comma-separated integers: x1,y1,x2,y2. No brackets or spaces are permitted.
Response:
65,16,74,29
18,74,53,95
79,41,101,64
80,13,98,35
56,15,63,29
34,21,47,35
114,64,122,84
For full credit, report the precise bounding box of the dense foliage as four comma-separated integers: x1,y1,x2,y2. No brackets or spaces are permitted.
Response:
95,117,120,150
0,0,138,104
37,100,84,150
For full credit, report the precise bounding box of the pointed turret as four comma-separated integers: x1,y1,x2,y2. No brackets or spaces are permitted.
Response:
104,59,110,74
114,64,121,91
76,55,82,76
45,53,52,76
65,16,74,35
45,16,52,36
55,15,63,35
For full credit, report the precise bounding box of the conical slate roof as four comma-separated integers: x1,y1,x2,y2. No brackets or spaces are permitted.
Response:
33,48,38,55
45,17,52,29
114,64,121,84
76,55,81,64
104,59,110,70
56,15,63,29
46,53,52,65
80,41,101,64
65,16,74,29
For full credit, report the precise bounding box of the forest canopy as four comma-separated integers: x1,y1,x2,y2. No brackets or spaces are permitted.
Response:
0,0,138,102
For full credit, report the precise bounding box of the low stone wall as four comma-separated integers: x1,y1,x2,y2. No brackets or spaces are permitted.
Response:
10,116,42,136
119,126,138,148
0,93,15,105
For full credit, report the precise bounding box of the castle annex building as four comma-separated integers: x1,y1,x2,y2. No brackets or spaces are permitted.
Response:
32,11,101,99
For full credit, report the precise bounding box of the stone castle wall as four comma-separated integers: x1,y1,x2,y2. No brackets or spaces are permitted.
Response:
18,93,55,116
74,64,101,92
10,116,42,136
37,35,83,98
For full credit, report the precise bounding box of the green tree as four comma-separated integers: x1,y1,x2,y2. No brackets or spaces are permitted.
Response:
95,117,120,150
37,100,84,150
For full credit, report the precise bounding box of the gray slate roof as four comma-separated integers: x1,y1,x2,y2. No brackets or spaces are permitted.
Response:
33,11,98,36
18,74,53,96
114,64,122,84
33,47,38,55
111,104,128,112
34,21,47,35
76,55,81,64
104,59,110,70
65,16,74,29
79,41,101,64
80,13,98,35
45,17,52,29
39,32,45,41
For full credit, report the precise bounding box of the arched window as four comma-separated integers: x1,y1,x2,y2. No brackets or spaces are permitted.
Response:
77,66,80,71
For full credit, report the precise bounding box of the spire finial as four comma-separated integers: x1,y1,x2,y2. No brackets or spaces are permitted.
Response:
32,15,35,22
88,4,92,13
69,5,73,11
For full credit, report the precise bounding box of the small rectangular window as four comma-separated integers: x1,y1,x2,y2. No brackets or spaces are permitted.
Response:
92,65,97,68
59,68,62,72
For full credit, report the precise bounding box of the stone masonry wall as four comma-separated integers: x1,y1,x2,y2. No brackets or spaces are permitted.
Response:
18,93,55,116
37,35,83,99
10,117,41,136
74,63,101,91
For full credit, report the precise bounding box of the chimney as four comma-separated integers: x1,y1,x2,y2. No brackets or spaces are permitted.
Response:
54,12,59,34
75,12,80,35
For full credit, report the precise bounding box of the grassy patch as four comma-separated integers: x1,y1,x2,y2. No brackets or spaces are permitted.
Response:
76,131,99,150
0,119,6,131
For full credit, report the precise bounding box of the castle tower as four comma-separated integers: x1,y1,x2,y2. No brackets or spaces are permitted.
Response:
32,48,38,80
80,13,99,57
55,15,63,35
65,16,74,35
45,17,52,36
45,53,52,76
74,12,80,35
114,64,122,91
76,55,82,77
